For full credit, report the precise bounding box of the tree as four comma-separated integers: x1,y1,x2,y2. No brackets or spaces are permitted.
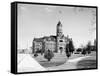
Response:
81,47,87,55
66,52,71,58
65,42,71,58
76,48,82,53
44,50,54,61
94,39,97,51
68,39,75,54
86,41,91,54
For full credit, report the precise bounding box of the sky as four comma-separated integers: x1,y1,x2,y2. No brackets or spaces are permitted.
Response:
18,3,96,49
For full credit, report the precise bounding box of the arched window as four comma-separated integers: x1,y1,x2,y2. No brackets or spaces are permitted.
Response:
59,40,63,42
59,47,63,50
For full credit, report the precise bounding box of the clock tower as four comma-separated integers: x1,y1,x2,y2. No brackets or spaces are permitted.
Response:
56,21,63,38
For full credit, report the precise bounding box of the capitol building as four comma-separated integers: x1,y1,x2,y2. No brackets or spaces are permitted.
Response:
32,21,72,53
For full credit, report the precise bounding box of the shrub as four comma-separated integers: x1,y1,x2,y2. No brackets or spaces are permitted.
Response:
44,50,54,61
34,53,38,57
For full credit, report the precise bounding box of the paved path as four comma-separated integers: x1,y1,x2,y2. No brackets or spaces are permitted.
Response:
18,54,46,72
67,56,91,63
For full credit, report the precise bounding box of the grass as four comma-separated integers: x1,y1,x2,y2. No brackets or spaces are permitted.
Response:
40,61,66,67
76,51,97,69
34,52,67,67
33,51,97,68
76,60,97,69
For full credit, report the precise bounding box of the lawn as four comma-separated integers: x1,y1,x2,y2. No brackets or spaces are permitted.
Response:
33,51,97,70
76,52,97,69
34,52,67,67
76,60,96,69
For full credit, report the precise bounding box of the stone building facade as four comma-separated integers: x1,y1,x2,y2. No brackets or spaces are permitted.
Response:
32,21,71,53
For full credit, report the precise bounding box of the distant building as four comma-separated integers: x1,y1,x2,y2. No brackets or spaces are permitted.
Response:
32,21,71,53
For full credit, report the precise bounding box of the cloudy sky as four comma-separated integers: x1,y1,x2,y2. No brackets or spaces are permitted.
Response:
18,3,96,49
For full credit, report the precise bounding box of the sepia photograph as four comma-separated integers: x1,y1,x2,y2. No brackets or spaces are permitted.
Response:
16,2,97,73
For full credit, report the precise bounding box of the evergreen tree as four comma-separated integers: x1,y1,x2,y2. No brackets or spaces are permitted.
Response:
44,50,54,61
69,39,75,54
86,41,91,54
94,39,97,51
